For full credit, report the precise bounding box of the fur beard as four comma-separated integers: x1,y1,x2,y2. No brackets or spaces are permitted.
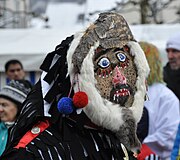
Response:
67,34,149,149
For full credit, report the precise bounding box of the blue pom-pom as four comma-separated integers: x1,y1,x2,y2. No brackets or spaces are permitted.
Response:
57,97,74,114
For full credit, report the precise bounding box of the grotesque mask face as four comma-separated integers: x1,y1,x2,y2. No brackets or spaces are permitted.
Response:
94,46,137,107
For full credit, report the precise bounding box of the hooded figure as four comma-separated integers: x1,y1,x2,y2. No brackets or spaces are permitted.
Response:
0,12,149,160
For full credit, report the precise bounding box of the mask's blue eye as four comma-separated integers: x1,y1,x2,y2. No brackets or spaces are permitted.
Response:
116,52,126,62
98,57,110,68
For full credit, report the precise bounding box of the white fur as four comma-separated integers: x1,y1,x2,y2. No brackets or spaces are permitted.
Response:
127,41,150,122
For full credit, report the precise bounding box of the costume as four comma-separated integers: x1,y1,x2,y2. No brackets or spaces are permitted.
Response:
143,83,179,159
163,63,180,100
0,12,149,160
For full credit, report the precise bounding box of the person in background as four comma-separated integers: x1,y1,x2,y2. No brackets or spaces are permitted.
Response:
139,41,180,160
5,59,33,89
163,33,180,100
0,80,30,156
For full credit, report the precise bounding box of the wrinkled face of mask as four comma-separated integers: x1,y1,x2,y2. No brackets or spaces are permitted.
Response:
93,45,137,107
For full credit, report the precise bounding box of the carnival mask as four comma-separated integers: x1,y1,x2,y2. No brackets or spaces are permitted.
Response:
94,46,137,107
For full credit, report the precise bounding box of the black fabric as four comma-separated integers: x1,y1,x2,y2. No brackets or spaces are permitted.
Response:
136,107,149,143
22,79,33,89
55,36,74,51
0,36,75,160
43,52,62,84
41,35,74,85
40,51,58,72
0,114,137,160
0,148,35,160
44,74,71,104
163,63,180,100
1,80,44,158
40,35,74,73
90,131,111,160
42,35,74,103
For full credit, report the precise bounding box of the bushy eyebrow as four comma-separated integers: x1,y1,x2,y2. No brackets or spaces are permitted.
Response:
94,48,125,61
114,48,123,52
94,48,111,61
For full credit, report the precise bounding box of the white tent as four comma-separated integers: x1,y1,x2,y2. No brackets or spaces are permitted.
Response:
0,28,83,72
0,24,180,87
130,24,180,65
1,24,180,71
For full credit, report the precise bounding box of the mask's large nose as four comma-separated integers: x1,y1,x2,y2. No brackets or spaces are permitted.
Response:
112,66,126,87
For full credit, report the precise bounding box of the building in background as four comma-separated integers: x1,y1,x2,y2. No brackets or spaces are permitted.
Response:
0,0,49,28
0,0,179,28
0,0,31,28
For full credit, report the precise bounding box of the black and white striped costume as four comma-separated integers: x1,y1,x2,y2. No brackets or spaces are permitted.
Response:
0,36,136,160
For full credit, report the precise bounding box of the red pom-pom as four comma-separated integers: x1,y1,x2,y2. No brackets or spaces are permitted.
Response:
73,91,88,108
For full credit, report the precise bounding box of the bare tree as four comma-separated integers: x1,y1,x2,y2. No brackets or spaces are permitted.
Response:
88,0,179,24
140,0,149,24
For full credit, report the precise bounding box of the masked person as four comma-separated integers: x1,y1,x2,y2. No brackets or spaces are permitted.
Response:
0,12,150,160
0,80,30,156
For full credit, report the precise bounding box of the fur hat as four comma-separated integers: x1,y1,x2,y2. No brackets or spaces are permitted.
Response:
166,33,180,51
0,80,30,107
